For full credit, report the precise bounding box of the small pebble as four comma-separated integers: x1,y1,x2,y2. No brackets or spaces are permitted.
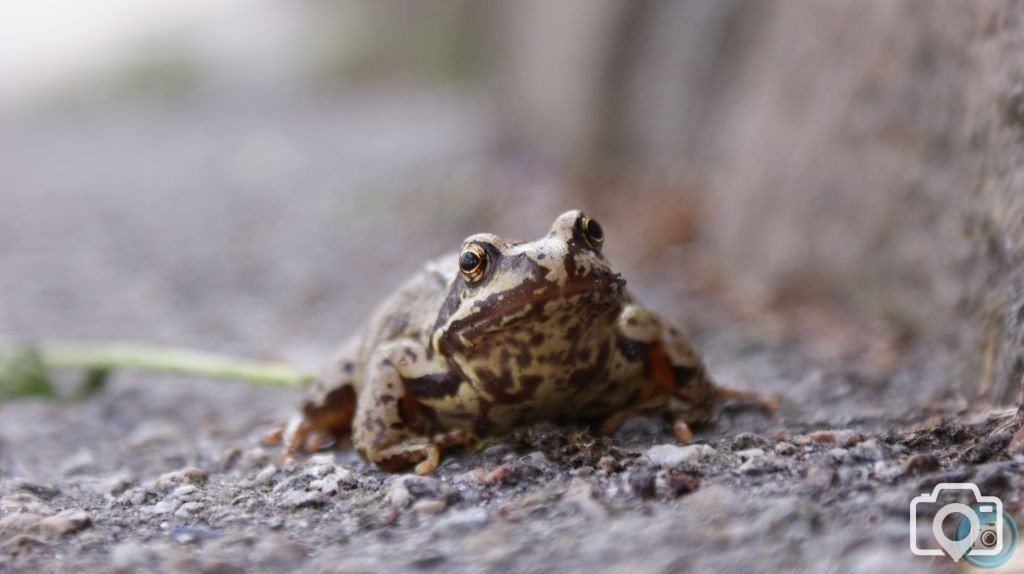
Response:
807,429,865,447
279,491,327,509
153,467,207,492
739,455,787,475
121,488,151,507
306,454,337,466
597,455,619,473
826,448,851,465
280,458,299,473
144,500,179,515
730,433,770,450
171,485,198,499
0,513,44,535
99,473,136,497
436,508,488,533
564,478,607,519
627,467,656,499
451,469,488,486
0,493,52,515
872,461,902,481
735,448,765,461
304,464,335,479
388,475,452,507
645,444,716,467
39,510,91,536
901,453,940,476
242,448,271,468
774,442,798,456
174,502,204,519
220,447,242,471
572,466,594,477
849,439,887,461
412,499,447,515
521,451,552,470
387,479,414,508
791,435,812,447
10,480,60,500
484,464,515,485
481,444,512,458
664,471,700,497
252,466,278,486
310,468,356,495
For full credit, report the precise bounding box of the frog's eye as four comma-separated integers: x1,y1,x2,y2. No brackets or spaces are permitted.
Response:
459,244,488,282
578,215,604,251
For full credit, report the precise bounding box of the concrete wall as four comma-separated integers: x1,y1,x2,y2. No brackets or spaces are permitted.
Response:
490,0,1024,404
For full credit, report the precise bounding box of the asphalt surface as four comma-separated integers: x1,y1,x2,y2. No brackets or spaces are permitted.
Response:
0,94,1016,573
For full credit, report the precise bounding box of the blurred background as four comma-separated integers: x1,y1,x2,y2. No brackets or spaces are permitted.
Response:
2,0,1023,406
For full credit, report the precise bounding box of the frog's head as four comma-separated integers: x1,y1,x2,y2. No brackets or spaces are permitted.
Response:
432,210,626,357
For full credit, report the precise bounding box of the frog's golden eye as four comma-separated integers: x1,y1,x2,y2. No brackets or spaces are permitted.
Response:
579,215,604,251
459,244,487,282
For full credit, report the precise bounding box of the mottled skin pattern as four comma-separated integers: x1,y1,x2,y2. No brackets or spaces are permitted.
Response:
270,210,774,474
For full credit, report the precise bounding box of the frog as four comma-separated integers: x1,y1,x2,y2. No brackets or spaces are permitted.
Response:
266,210,776,474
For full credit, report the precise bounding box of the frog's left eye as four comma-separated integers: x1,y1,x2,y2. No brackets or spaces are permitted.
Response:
459,244,488,282
579,215,604,251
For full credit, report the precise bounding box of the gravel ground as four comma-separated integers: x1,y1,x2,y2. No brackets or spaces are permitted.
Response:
1,95,1020,573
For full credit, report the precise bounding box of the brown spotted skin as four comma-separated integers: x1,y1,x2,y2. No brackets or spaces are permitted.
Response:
279,210,740,474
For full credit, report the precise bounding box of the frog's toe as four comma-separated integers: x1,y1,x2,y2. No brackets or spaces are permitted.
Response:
370,443,431,473
364,430,479,474
714,386,780,411
303,429,334,453
414,445,441,475
672,420,694,443
261,426,284,446
274,415,311,465
434,428,479,451
599,410,631,436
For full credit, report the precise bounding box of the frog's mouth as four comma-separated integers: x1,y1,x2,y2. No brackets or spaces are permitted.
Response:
449,272,626,341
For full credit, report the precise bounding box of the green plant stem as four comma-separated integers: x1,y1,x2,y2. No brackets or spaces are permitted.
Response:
39,343,315,389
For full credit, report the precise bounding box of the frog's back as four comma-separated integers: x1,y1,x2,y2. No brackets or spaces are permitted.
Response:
358,256,456,359
299,256,455,415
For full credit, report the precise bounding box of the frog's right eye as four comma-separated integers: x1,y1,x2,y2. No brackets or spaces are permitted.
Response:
459,244,488,282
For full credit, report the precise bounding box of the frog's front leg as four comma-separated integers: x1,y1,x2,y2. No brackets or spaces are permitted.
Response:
267,337,363,462
609,304,777,442
352,340,478,474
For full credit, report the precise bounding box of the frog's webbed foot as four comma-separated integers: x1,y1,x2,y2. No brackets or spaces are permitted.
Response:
599,396,666,435
614,303,777,444
264,414,338,465
353,341,475,474
267,341,362,464
714,385,780,411
599,397,697,443
599,409,633,437
268,415,306,464
373,429,479,475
